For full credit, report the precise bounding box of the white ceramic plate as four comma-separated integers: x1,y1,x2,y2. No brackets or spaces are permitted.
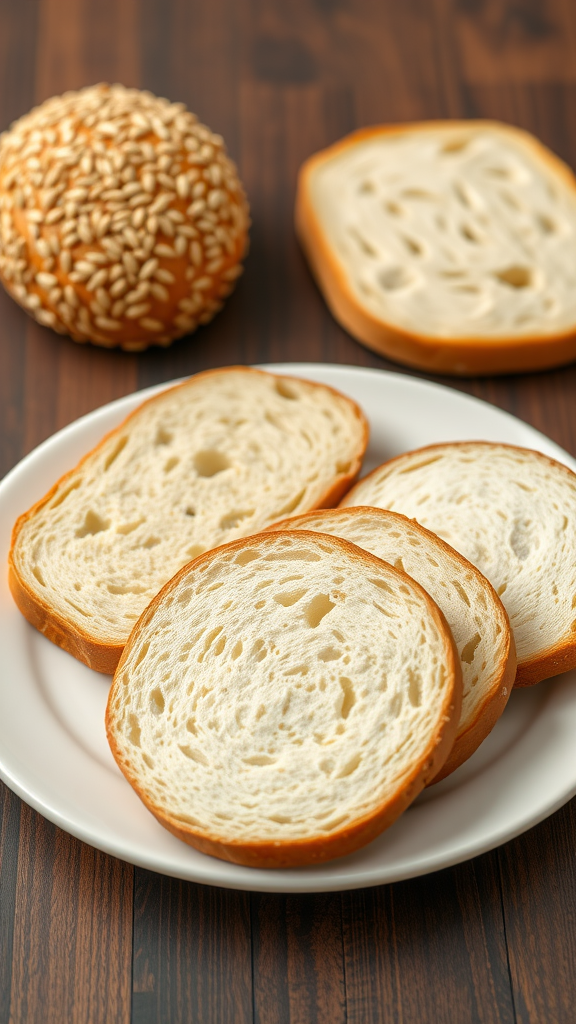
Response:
1,364,575,893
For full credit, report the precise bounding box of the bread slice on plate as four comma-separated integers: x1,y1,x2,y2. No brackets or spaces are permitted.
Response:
341,442,576,686
296,120,576,375
267,507,515,782
9,367,368,674
106,530,462,868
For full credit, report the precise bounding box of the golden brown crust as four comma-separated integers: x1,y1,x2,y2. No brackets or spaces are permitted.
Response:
265,505,516,781
342,440,576,687
106,530,462,868
296,120,576,376
9,367,368,674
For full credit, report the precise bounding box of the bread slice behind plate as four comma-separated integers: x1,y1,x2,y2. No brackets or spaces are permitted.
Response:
106,530,462,867
342,442,576,685
9,367,368,674
268,506,516,781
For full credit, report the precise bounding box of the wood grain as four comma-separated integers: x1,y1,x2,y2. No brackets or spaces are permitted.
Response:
1,0,576,1021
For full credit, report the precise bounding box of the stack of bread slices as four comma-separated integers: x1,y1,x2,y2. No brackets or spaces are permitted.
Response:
9,367,576,868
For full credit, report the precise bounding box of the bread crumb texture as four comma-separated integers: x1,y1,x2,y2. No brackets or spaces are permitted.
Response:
307,124,576,339
11,369,367,648
268,506,513,776
107,532,455,853
0,84,249,349
343,443,576,669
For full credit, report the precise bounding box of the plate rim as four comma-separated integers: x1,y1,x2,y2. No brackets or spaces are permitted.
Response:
1,362,575,893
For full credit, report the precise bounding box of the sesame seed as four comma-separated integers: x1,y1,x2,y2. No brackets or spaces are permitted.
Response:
86,268,108,291
36,309,57,327
123,226,140,248
176,174,189,199
131,207,146,229
27,209,44,223
189,241,203,266
84,250,109,265
141,172,155,193
125,301,151,318
73,260,96,276
149,192,174,215
139,317,164,331
122,252,139,275
96,287,111,309
187,199,206,218
206,258,224,273
146,215,158,235
125,282,150,303
157,215,174,237
36,238,52,260
108,262,125,282
174,235,187,256
192,276,212,290
222,265,243,280
64,284,78,307
173,313,196,331
95,316,121,330
110,277,128,297
150,282,169,301
26,293,41,309
154,243,176,258
96,213,112,237
90,299,107,317
139,257,158,279
45,208,65,224
36,271,58,289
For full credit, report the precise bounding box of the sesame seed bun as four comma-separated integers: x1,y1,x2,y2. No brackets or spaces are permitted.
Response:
0,84,249,351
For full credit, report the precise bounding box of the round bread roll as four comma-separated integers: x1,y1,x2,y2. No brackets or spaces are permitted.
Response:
0,84,249,350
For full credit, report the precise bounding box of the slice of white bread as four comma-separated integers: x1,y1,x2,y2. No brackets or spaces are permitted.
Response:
296,121,576,375
106,530,462,868
267,507,515,782
341,442,576,685
9,367,368,674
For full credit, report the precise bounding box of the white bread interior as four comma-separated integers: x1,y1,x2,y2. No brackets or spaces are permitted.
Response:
268,506,515,780
342,443,576,685
106,531,461,867
305,123,576,341
9,368,367,664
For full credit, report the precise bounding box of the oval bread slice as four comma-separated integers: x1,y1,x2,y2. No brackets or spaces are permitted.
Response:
267,507,516,781
106,531,462,868
341,442,576,685
296,121,576,375
9,367,368,674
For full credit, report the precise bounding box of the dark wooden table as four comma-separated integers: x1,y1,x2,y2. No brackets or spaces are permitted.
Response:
1,1,576,1021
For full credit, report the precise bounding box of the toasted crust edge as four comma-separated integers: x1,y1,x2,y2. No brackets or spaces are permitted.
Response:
266,506,516,781
296,120,576,377
106,530,462,868
341,441,576,686
8,366,369,675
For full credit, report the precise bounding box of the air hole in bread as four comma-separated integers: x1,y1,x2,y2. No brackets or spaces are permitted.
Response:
399,455,442,473
149,688,165,715
179,744,209,765
285,665,308,677
116,519,144,535
339,676,356,718
336,459,352,474
235,549,260,566
379,266,412,291
50,480,82,508
509,518,534,560
128,713,141,747
484,165,511,178
104,436,128,471
252,639,267,661
460,224,481,243
305,594,335,628
274,589,307,607
441,137,470,154
65,598,89,616
198,626,224,662
275,379,298,400
389,692,403,718
384,200,404,216
230,640,243,660
32,564,46,586
401,188,436,201
133,642,150,670
536,213,556,234
155,426,173,446
494,265,532,289
107,581,148,595
337,753,362,778
318,646,342,662
143,536,160,549
186,544,205,560
453,181,473,207
244,754,276,766
266,548,321,563
407,668,422,707
402,235,423,256
370,577,394,594
359,180,376,194
76,509,110,538
220,509,254,530
269,814,293,824
461,632,481,665
164,456,179,472
194,449,230,477
349,227,378,256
